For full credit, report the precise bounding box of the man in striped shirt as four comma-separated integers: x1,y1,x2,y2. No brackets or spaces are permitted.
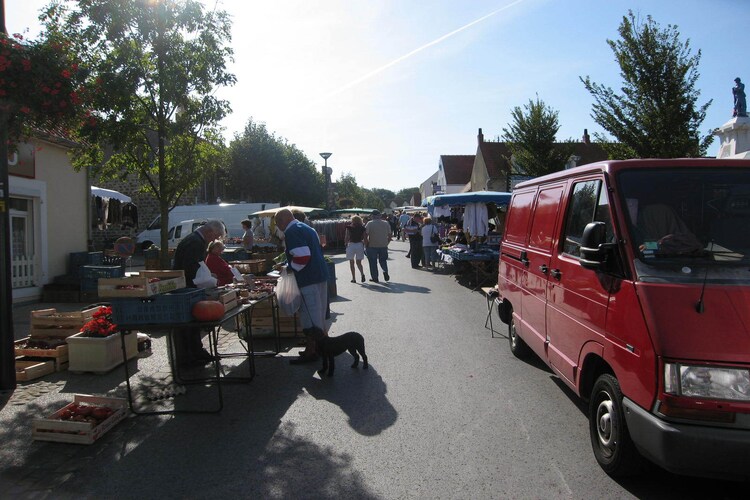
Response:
275,209,329,364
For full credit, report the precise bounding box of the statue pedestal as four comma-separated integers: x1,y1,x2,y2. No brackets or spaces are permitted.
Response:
714,117,750,158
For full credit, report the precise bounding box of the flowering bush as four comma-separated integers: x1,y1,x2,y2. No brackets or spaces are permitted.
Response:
0,33,89,142
81,306,118,338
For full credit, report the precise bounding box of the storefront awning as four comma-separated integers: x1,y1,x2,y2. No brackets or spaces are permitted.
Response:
422,191,511,207
91,186,132,203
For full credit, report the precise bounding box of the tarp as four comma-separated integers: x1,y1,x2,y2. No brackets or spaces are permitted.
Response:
329,208,377,215
250,205,328,218
91,186,131,203
422,191,511,207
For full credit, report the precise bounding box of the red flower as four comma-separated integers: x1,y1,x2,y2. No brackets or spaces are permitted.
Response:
20,106,30,114
60,69,70,78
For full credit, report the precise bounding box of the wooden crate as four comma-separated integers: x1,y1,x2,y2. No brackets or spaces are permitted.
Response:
98,270,186,298
32,394,128,445
16,358,56,382
15,338,69,372
230,259,270,274
31,307,98,329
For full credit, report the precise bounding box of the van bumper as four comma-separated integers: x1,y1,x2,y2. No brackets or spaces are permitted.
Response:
623,398,750,480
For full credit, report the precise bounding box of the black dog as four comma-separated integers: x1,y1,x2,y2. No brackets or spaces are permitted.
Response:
313,331,368,377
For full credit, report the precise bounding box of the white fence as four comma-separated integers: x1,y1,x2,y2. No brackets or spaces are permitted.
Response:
12,255,36,288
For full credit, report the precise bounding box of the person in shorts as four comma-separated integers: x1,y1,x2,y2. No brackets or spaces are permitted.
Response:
345,215,366,283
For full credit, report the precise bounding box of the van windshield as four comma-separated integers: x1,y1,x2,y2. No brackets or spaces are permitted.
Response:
618,168,750,284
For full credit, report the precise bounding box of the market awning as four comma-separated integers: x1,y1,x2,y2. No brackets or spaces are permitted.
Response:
422,191,511,207
249,205,328,218
91,186,132,203
328,208,377,215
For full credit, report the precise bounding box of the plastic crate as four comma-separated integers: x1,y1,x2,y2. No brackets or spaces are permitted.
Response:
69,252,103,277
102,255,126,269
81,265,124,280
110,288,206,325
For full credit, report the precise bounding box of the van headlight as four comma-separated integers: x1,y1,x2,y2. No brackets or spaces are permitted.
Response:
664,363,750,401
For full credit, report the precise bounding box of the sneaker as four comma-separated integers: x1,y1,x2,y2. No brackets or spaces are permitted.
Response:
361,274,366,282
383,272,390,281
369,278,379,283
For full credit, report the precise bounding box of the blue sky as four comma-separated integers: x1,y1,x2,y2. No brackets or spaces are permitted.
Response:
7,0,748,191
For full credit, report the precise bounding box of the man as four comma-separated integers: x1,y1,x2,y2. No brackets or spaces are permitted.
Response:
172,219,226,366
364,209,392,282
403,214,423,269
398,211,411,241
274,208,329,364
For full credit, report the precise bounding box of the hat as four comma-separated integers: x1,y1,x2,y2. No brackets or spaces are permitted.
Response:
736,77,742,82
371,209,381,216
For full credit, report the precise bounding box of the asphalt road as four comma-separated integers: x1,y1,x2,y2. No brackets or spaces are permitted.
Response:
2,240,746,498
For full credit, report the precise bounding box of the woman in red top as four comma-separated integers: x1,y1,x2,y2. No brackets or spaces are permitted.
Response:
205,241,235,286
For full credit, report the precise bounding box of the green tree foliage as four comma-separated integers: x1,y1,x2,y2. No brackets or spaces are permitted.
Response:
227,118,323,206
42,0,235,261
334,173,385,210
581,11,713,158
501,97,573,177
395,187,420,205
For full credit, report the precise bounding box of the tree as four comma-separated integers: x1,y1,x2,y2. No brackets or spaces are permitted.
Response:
581,11,713,158
501,97,573,177
42,0,236,264
395,187,419,205
227,118,324,206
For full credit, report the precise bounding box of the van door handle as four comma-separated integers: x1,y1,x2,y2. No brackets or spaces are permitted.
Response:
550,268,562,280
538,264,548,274
520,251,530,267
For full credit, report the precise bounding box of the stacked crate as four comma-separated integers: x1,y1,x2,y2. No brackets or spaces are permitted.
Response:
14,307,99,379
248,299,302,338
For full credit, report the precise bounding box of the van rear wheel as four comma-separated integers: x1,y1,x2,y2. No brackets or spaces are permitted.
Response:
589,374,642,477
508,314,530,359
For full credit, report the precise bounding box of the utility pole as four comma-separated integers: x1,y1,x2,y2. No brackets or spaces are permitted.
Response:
0,0,17,391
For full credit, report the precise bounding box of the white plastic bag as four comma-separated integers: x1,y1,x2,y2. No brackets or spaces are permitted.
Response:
276,266,302,316
194,261,218,288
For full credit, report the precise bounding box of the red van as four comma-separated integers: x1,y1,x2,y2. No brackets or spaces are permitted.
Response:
496,159,750,480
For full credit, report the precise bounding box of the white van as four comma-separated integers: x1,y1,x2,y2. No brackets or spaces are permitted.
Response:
136,202,278,249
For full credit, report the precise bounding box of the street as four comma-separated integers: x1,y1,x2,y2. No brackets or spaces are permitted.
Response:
1,240,746,498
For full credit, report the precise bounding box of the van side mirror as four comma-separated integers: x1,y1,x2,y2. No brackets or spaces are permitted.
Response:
579,221,611,270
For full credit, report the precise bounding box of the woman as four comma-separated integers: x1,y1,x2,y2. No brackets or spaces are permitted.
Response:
345,215,367,283
420,217,439,268
205,240,235,286
241,219,254,253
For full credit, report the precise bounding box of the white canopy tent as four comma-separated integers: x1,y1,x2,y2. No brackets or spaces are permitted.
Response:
91,185,132,203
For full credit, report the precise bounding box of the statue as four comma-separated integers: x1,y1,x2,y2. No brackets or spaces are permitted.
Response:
733,77,747,118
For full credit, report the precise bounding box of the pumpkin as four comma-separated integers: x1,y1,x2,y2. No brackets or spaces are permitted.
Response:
192,300,225,322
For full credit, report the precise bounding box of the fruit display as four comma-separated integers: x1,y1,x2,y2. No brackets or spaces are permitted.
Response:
55,403,116,425
18,337,67,350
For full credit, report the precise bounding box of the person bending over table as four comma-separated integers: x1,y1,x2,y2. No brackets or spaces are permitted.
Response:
274,209,329,364
172,219,226,367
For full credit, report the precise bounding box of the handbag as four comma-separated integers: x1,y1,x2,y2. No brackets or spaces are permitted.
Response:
430,226,441,244
276,267,302,316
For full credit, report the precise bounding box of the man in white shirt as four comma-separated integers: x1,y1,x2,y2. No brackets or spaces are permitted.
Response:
364,210,392,283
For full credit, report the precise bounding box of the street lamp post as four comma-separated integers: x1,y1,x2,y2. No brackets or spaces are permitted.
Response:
319,152,332,211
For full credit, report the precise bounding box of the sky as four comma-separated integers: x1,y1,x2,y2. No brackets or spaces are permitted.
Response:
6,0,750,192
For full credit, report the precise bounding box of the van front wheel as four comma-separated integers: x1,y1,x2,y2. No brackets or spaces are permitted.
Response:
508,314,530,359
589,374,641,477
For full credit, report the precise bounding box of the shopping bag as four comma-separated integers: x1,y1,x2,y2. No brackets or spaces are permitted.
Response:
277,267,302,316
194,261,218,288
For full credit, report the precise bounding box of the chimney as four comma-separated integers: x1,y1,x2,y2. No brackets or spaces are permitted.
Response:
478,128,484,144
583,129,590,144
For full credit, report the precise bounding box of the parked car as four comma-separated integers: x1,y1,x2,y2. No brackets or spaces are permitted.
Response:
496,158,750,480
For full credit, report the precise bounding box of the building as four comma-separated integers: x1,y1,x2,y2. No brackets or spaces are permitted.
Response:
8,131,88,303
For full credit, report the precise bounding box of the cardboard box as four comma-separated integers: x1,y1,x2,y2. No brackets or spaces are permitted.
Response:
98,270,186,298
32,394,128,444
16,358,56,382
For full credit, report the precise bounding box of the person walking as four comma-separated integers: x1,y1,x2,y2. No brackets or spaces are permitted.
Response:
398,211,411,241
274,208,329,364
364,209,392,282
345,215,367,283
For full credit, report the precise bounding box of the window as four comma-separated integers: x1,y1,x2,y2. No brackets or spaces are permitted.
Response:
562,180,612,257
